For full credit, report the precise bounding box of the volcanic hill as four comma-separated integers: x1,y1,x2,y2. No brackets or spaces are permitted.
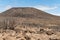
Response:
0,7,60,40
0,7,58,18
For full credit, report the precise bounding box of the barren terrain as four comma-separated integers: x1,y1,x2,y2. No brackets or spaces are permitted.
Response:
0,7,60,40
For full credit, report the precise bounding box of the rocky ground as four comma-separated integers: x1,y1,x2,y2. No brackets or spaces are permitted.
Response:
0,26,60,40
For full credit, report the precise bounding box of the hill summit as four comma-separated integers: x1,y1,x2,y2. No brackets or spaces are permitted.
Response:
0,7,57,19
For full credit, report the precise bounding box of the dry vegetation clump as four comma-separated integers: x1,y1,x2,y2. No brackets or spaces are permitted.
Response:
49,38,60,40
0,17,18,30
37,28,45,34
24,36,31,40
46,31,54,35
0,25,59,40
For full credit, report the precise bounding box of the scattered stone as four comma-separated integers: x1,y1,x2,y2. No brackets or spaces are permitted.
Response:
46,31,54,35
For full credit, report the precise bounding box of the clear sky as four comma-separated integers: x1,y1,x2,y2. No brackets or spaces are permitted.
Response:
0,0,60,16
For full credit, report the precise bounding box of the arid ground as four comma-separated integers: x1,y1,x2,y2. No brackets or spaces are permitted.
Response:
0,7,60,40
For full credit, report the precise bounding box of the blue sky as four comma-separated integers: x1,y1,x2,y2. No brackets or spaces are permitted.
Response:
0,0,60,16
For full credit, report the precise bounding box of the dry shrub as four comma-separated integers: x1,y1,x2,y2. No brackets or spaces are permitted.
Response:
0,17,17,30
24,36,31,40
49,38,60,40
37,28,45,34
46,31,54,35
